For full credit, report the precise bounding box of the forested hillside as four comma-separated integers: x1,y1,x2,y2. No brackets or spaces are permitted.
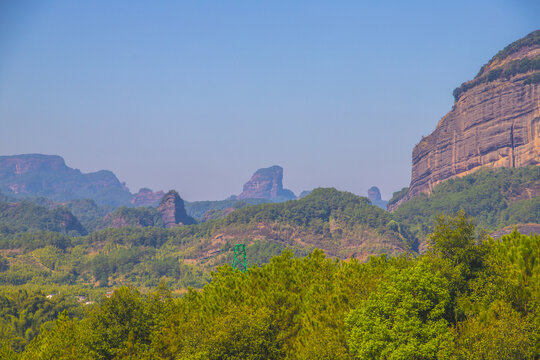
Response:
0,200,86,236
0,213,537,359
0,189,415,298
392,166,539,242
0,177,538,358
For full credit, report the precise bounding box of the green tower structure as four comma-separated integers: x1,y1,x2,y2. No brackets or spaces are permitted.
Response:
232,244,247,272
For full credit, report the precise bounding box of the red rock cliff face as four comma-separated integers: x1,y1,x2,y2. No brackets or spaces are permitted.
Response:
237,166,296,201
157,190,196,228
390,31,540,211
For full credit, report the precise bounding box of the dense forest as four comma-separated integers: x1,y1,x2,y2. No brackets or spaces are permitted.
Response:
392,166,539,241
0,167,538,358
0,213,538,359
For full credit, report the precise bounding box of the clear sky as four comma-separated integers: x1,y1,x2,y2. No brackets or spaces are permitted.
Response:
1,0,539,201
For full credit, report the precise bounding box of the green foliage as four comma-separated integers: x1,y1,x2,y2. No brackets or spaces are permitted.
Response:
0,200,86,236
453,54,540,100
0,188,417,294
451,300,535,360
4,214,538,358
0,290,84,352
453,30,540,101
64,199,108,232
21,311,90,360
97,206,164,230
185,198,269,221
223,188,413,244
524,71,540,85
477,30,540,76
346,261,453,359
427,211,484,272
0,231,72,253
394,166,540,239
82,287,154,359
387,187,409,207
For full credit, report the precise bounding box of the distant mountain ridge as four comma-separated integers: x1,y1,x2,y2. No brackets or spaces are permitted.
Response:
0,154,132,207
0,155,301,210
236,165,296,202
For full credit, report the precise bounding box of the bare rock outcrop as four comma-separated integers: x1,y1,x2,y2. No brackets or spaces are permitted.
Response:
131,188,164,207
367,186,388,210
390,30,540,211
491,224,540,239
157,190,196,228
237,166,296,202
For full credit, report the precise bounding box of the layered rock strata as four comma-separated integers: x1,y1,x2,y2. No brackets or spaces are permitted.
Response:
390,30,540,211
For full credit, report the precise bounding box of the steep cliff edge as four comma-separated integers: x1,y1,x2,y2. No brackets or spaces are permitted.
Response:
157,190,196,228
237,166,296,201
390,30,540,211
0,154,133,207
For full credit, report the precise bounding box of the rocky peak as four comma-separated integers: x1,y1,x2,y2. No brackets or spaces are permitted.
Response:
157,190,196,228
0,154,133,207
131,188,165,207
0,154,69,176
367,186,388,210
237,166,296,202
367,186,382,202
390,30,540,211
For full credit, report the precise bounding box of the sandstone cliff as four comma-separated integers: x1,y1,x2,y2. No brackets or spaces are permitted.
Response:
237,166,296,202
0,154,133,207
157,190,196,228
131,188,164,207
390,30,540,211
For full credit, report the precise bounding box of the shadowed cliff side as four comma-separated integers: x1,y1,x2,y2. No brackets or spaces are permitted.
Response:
157,190,196,228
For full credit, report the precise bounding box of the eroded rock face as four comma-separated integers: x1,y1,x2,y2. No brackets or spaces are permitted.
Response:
131,188,164,207
157,190,196,228
391,31,540,210
0,154,132,207
238,166,296,201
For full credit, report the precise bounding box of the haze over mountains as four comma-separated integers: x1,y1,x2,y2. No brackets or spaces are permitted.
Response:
0,155,382,208
0,23,539,358
0,31,538,258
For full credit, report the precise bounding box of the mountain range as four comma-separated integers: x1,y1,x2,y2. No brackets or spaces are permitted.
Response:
0,31,538,268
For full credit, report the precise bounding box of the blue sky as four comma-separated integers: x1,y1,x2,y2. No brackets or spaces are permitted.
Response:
1,0,539,201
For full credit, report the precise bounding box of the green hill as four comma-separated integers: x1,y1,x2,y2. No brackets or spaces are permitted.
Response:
4,217,538,358
0,200,86,236
392,166,539,242
0,188,415,293
185,198,269,221
97,206,165,230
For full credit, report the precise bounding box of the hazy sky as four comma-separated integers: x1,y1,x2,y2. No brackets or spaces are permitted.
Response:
1,1,539,201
